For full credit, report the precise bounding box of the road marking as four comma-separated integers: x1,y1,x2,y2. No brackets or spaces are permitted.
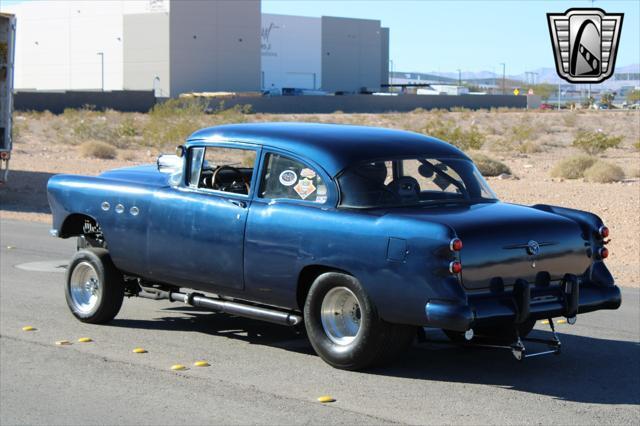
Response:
22,326,36,331
132,347,147,354
317,396,336,403
171,364,187,371
194,361,210,367
55,340,71,346
15,260,68,273
78,337,93,343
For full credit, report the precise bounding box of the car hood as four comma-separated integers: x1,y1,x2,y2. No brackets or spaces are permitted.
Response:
99,164,173,187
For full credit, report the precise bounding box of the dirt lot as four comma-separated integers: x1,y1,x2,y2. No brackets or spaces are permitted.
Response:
1,108,638,286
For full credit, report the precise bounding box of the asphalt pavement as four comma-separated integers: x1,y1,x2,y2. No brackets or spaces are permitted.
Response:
1,218,638,425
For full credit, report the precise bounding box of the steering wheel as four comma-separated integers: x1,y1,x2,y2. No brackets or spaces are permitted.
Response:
208,165,250,194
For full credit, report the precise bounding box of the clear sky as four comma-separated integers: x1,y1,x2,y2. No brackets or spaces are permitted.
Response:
263,0,639,74
4,0,639,75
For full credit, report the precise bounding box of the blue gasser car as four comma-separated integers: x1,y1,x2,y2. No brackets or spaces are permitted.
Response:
47,123,621,370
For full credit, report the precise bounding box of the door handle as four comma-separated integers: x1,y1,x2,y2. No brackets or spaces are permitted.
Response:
227,199,247,208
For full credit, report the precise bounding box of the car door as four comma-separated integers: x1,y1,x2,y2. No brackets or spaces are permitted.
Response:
146,143,260,292
244,150,336,307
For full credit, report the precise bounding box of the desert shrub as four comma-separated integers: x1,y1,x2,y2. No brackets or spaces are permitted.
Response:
572,130,622,155
470,153,510,176
79,140,117,159
117,117,139,137
143,98,208,147
634,139,640,151
550,155,597,179
519,140,545,154
583,161,625,183
149,97,208,119
422,119,485,150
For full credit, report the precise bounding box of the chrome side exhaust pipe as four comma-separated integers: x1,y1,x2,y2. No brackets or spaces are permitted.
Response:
138,287,302,326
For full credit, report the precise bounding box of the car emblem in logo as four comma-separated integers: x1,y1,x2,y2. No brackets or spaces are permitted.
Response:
526,240,540,256
547,8,623,83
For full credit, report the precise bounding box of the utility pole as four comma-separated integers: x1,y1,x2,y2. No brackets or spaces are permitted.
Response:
558,83,561,111
456,69,461,86
97,52,104,91
500,62,506,95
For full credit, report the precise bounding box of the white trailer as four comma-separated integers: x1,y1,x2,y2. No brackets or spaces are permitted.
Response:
1,13,16,183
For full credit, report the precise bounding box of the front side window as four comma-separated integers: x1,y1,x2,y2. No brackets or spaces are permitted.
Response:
260,153,327,203
338,157,498,208
189,146,257,195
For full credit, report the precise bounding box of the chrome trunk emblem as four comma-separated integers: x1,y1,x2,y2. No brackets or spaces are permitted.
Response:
526,240,540,256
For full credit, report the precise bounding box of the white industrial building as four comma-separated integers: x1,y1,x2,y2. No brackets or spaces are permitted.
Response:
1,0,390,96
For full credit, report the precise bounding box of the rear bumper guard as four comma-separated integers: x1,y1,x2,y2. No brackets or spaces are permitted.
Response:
425,274,622,332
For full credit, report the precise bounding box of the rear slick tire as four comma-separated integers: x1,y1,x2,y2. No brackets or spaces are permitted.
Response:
303,272,416,370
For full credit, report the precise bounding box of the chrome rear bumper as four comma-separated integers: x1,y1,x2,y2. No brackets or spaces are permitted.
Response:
425,275,622,332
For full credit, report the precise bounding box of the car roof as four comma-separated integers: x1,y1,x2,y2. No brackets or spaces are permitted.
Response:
187,122,470,176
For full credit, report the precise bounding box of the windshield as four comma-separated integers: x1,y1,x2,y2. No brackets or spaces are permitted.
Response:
338,157,498,208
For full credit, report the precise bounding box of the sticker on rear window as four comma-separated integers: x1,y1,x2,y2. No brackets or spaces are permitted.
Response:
294,178,316,200
279,170,297,186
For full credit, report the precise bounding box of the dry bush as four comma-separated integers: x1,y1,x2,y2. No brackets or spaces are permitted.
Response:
519,140,545,154
422,118,485,151
79,140,117,159
572,129,622,155
583,161,625,183
470,153,510,176
142,99,255,148
634,139,640,151
551,155,596,179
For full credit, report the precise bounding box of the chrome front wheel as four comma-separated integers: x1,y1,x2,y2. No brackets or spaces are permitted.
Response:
69,261,101,315
320,286,362,345
65,249,124,324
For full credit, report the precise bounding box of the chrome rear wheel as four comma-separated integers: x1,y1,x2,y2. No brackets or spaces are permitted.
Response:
320,286,362,346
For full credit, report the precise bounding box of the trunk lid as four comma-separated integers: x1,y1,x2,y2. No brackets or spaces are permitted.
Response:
382,202,591,290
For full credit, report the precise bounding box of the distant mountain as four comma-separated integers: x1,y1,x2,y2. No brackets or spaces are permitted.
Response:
425,64,639,88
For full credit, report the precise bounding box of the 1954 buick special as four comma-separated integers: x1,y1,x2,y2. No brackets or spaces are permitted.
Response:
47,123,621,370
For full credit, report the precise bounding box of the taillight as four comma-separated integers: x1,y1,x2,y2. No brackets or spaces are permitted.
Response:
449,238,463,251
449,261,462,274
599,226,609,238
599,247,609,259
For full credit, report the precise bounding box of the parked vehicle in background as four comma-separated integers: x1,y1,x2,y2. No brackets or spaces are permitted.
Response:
47,123,621,370
0,13,16,183
539,103,554,110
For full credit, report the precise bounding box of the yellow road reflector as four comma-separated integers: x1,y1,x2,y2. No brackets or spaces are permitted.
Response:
6,246,15,250
78,337,92,343
132,348,147,354
193,361,210,367
317,396,336,403
55,340,71,346
540,320,549,324
171,364,187,371
22,326,36,332
557,319,567,324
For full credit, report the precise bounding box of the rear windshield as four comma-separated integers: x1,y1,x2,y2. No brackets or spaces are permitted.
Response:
338,157,498,208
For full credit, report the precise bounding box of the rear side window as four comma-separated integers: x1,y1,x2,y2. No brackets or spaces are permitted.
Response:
260,153,327,203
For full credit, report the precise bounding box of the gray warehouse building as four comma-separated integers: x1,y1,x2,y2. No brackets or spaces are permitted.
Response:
2,0,390,97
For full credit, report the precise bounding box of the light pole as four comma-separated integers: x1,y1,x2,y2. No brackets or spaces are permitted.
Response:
456,69,461,86
153,76,160,97
97,52,104,91
500,62,506,95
